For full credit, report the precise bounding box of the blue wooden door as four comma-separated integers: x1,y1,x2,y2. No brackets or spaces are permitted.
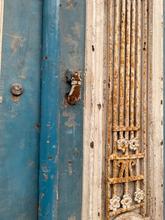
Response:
39,0,85,219
0,1,42,219
0,0,85,220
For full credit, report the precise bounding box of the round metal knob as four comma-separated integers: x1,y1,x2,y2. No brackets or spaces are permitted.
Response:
11,83,24,96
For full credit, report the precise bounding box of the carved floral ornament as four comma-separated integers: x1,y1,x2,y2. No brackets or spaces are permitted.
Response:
117,137,139,152
110,190,144,211
110,196,121,211
134,188,145,204
121,194,132,209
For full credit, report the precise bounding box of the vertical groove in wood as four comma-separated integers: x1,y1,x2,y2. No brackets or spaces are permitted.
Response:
130,0,136,135
106,0,114,218
119,0,127,194
125,0,131,141
141,0,148,215
135,0,142,191
119,0,126,128
112,0,120,196
124,0,131,196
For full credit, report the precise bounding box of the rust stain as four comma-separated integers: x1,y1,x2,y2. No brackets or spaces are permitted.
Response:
11,95,20,102
108,175,144,185
66,0,77,9
106,0,149,218
68,216,76,220
66,0,74,9
67,72,81,105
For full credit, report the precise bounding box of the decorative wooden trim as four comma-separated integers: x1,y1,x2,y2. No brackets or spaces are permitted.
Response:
105,1,149,218
82,0,163,219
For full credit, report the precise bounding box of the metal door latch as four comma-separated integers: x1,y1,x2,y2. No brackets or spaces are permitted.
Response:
66,70,81,105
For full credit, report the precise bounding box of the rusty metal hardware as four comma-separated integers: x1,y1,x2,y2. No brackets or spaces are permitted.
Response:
66,70,81,105
10,83,24,96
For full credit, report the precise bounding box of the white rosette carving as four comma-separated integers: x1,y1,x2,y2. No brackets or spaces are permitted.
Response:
121,194,132,209
129,137,139,151
110,195,121,211
117,138,128,153
134,188,144,204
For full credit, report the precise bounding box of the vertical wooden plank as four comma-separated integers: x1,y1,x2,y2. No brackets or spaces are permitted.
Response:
82,0,104,219
58,0,85,219
39,0,60,219
149,0,164,218
39,0,86,219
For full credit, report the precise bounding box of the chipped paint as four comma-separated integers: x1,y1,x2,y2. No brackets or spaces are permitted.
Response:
10,36,25,54
63,111,77,128
68,215,76,220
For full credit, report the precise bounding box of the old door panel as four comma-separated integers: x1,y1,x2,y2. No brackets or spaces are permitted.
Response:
0,1,42,219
